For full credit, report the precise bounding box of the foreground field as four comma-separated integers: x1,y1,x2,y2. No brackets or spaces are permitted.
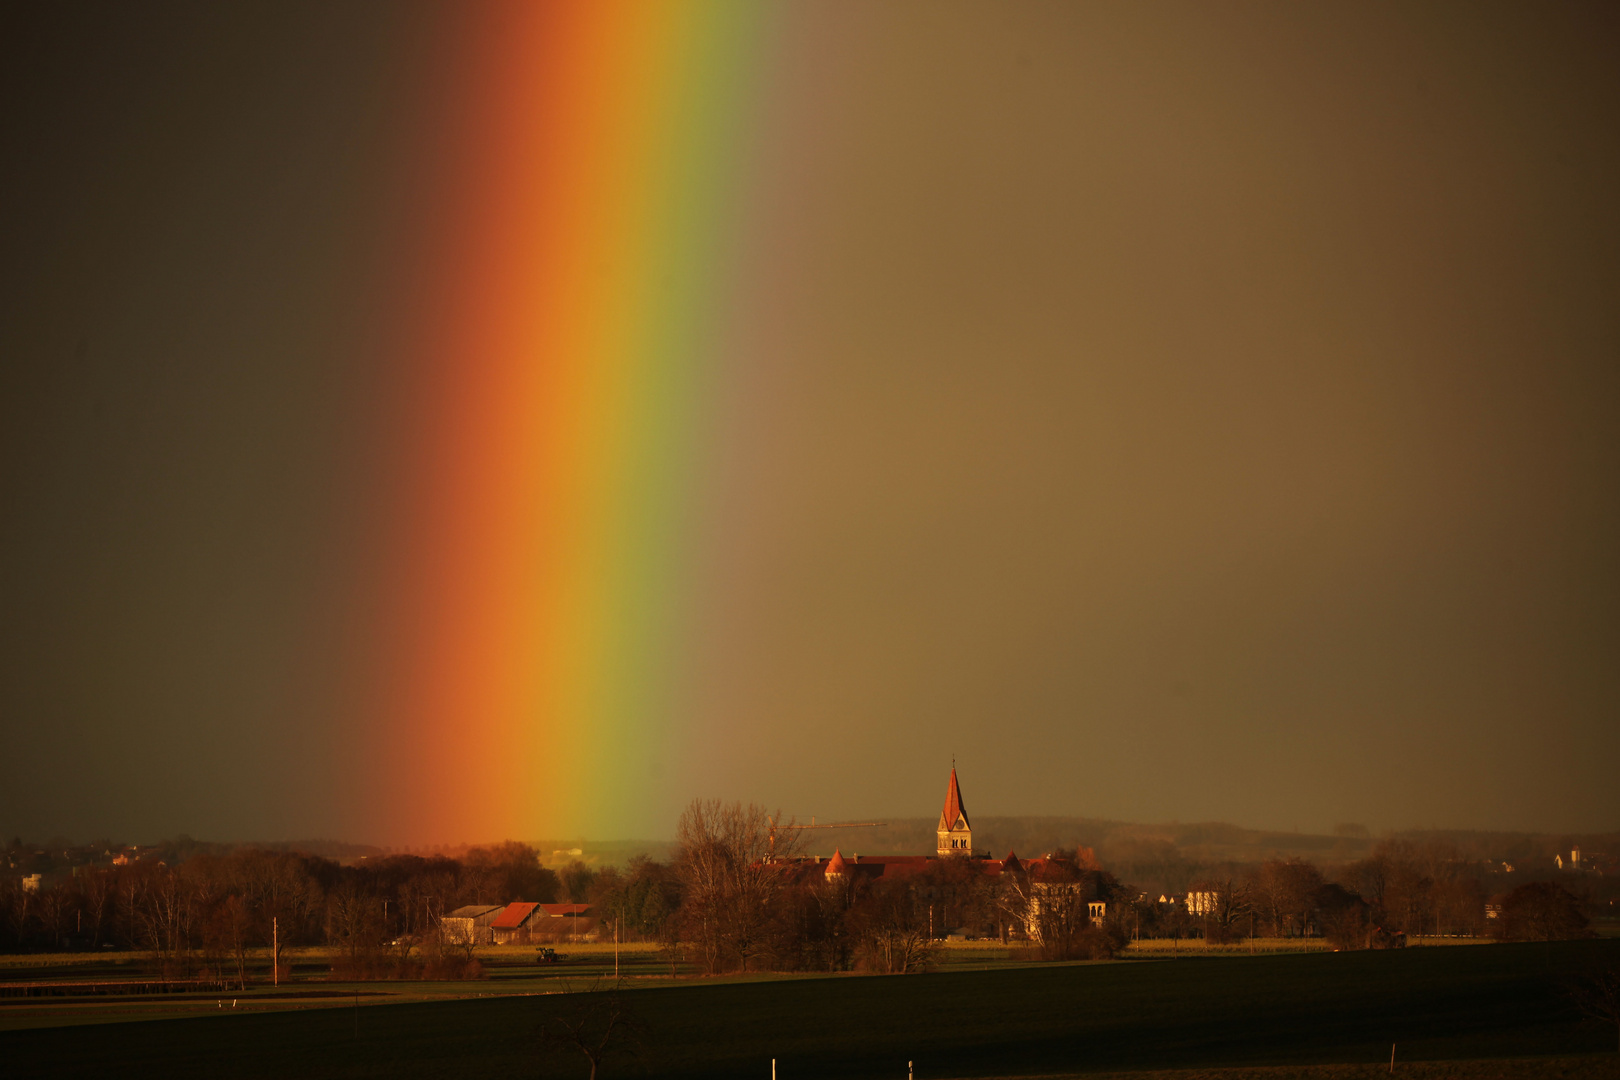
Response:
1031,1063,1618,1080
1,939,1616,1079
0,937,1375,1031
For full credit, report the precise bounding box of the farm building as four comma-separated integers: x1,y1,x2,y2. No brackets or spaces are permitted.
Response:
491,902,541,944
530,903,594,942
489,902,595,944
441,904,503,946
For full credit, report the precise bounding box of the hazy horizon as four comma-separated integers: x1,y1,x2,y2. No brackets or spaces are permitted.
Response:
16,812,1619,856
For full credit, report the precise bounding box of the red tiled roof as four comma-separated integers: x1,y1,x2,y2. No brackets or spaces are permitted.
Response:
491,902,540,929
818,855,937,881
538,903,591,917
798,852,1029,882
938,767,970,831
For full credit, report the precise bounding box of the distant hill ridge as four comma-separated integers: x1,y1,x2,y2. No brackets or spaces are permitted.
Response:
782,817,1619,864
18,822,1615,883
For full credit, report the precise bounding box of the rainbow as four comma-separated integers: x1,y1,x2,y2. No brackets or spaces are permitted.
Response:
354,2,777,843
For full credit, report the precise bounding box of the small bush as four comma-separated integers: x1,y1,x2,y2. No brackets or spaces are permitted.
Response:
423,956,484,981
1324,906,1370,951
1019,927,1116,962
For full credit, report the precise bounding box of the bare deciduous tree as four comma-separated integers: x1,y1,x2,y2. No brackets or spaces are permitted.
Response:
674,799,798,974
1490,881,1590,942
850,877,936,973
1187,876,1251,944
1566,956,1620,1054
1249,859,1323,938
538,980,649,1080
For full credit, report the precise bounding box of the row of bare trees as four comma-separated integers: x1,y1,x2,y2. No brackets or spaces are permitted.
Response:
0,841,566,977
1133,842,1594,948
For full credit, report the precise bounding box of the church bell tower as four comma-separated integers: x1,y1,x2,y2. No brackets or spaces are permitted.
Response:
936,765,972,855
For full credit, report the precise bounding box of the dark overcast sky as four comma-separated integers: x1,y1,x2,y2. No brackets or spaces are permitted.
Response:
2,1,1617,843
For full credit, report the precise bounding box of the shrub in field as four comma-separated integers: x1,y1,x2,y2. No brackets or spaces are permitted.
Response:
422,955,485,980
1008,926,1115,962
1318,884,1373,950
325,954,389,980
1052,925,1116,961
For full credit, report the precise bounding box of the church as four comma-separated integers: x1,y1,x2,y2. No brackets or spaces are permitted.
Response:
804,765,1110,938
810,766,1012,884
936,764,973,854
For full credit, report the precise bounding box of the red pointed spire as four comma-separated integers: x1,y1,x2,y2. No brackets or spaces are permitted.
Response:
938,766,969,831
826,849,848,876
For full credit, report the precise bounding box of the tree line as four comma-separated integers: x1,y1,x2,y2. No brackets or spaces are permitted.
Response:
1133,836,1598,948
0,840,568,978
1,806,1600,978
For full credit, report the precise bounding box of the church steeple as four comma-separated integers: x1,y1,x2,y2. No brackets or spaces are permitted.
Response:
936,765,972,855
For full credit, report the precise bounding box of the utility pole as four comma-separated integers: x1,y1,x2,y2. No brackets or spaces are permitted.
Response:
614,920,619,981
273,917,278,987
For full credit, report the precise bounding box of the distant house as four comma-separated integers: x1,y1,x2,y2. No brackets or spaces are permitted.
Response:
21,874,41,894
441,904,503,946
1186,891,1219,916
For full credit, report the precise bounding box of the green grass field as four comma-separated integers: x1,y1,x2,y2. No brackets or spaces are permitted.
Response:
2,939,1617,1078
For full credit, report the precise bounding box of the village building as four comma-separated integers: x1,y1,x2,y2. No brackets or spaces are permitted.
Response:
441,904,503,946
1186,890,1220,916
